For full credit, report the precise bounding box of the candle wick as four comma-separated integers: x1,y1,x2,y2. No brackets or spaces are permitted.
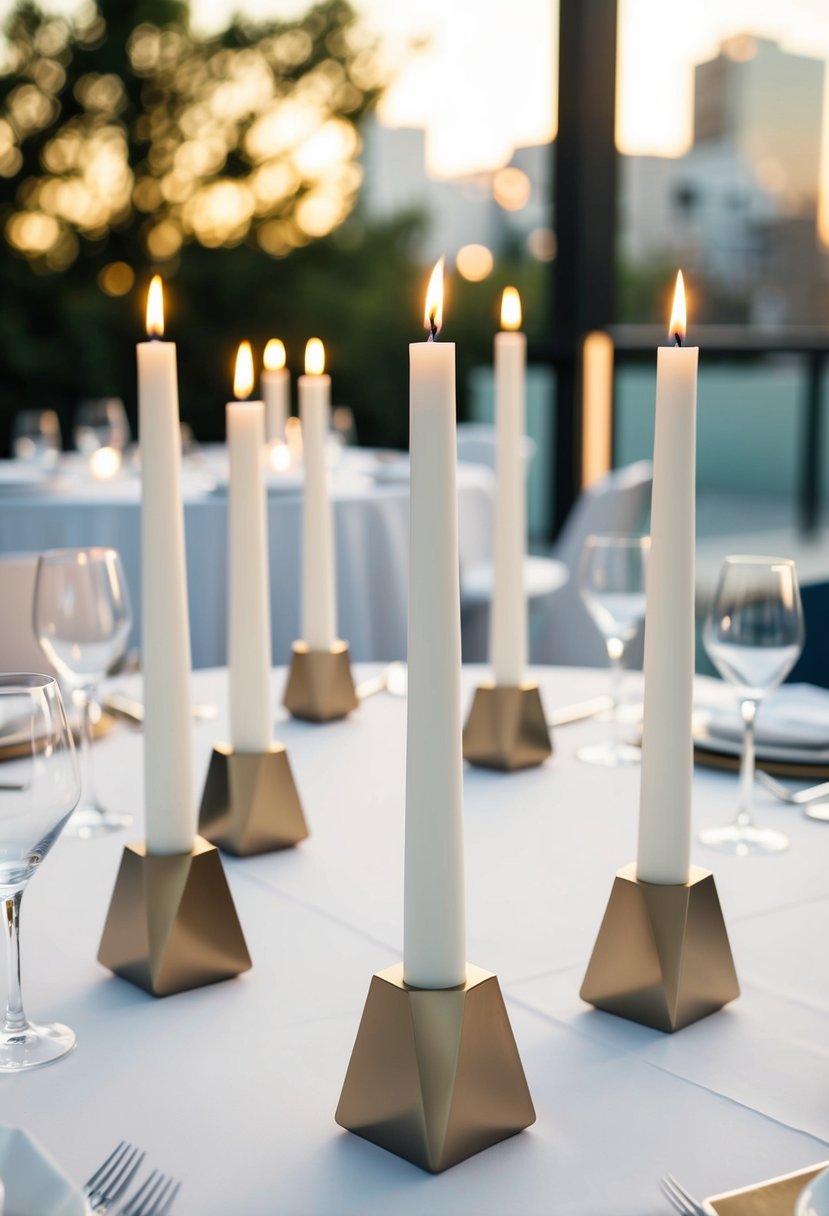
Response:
674,332,683,348
428,312,438,342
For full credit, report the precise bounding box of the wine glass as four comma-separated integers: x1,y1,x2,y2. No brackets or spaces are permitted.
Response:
577,534,650,766
73,398,130,455
0,674,80,1070
33,548,133,837
11,409,61,468
701,555,804,854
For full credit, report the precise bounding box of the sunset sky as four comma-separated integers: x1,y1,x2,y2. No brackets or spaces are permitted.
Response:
2,0,828,182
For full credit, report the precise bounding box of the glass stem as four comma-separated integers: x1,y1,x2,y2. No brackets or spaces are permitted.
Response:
75,685,98,812
736,697,758,829
2,890,26,1034
607,637,625,721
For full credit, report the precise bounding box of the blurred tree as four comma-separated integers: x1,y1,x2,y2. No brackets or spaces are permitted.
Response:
0,0,429,449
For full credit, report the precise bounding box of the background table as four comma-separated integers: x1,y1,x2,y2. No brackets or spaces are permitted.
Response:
6,665,829,1215
0,451,495,667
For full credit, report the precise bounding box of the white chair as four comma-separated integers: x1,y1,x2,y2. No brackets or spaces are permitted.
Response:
535,461,653,667
0,552,56,675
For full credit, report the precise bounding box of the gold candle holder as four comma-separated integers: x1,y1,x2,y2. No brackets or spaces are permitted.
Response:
335,963,535,1173
580,863,739,1032
462,682,552,771
198,742,309,856
98,837,252,998
283,640,358,722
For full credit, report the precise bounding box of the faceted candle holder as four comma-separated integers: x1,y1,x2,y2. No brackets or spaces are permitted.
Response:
336,963,535,1172
463,682,552,771
198,742,309,856
283,640,358,722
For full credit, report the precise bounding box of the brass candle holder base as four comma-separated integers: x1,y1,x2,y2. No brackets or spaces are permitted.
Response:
98,837,252,998
462,682,552,771
580,863,740,1033
335,963,535,1173
198,742,309,856
283,640,358,722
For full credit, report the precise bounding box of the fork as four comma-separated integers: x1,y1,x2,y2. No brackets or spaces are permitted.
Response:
757,770,829,807
85,1142,146,1214
117,1169,181,1215
660,1173,708,1215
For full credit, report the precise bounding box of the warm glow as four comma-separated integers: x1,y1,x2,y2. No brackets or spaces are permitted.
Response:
263,338,286,371
234,340,255,399
456,244,493,282
500,286,522,331
285,415,303,459
90,446,122,480
269,439,291,472
493,166,531,211
669,270,687,343
423,256,445,337
305,338,325,376
146,274,164,337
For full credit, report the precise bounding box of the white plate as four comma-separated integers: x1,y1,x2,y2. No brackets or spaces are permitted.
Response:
796,1167,829,1216
693,716,829,766
0,1126,88,1216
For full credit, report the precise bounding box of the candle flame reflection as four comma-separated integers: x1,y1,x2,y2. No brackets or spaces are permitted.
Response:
305,338,325,376
424,256,445,340
146,274,164,337
501,286,522,331
669,270,686,345
234,341,255,399
264,338,286,371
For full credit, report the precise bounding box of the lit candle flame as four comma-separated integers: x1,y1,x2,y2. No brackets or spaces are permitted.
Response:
263,338,286,371
234,341,255,399
146,274,164,338
423,256,445,340
305,338,325,376
669,270,686,346
501,286,522,331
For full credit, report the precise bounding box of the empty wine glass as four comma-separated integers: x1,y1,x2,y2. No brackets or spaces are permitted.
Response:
578,534,649,766
11,409,61,468
73,398,130,455
33,548,132,837
0,674,80,1070
701,555,804,854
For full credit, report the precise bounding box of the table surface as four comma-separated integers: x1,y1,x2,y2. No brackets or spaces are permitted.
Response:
5,664,829,1216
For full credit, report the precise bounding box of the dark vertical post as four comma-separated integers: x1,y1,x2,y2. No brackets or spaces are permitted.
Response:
553,0,618,535
801,352,824,534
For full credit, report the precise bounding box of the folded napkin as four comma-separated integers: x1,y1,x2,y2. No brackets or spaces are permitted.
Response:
0,1127,86,1216
705,684,829,751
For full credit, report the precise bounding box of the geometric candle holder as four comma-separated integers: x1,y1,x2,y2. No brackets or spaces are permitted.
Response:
580,863,740,1033
283,640,358,723
462,682,552,771
97,837,252,998
198,742,309,856
335,963,536,1173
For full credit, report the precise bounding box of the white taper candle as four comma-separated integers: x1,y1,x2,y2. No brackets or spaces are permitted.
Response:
136,276,195,855
404,258,466,989
262,338,290,443
491,287,528,686
298,339,337,650
637,271,697,885
227,341,272,753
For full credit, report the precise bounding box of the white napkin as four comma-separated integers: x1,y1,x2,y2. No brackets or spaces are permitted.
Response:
0,1127,86,1216
705,683,829,750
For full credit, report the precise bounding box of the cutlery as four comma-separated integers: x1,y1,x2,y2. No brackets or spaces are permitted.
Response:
660,1173,708,1216
548,695,614,729
104,693,218,726
85,1142,145,1214
356,662,408,700
117,1169,181,1215
757,769,829,807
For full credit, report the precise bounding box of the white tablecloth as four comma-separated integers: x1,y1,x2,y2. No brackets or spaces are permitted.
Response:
0,452,494,667
5,665,829,1215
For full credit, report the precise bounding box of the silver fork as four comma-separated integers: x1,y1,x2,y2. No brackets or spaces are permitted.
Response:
660,1173,708,1216
85,1142,146,1214
757,770,829,807
118,1170,181,1215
